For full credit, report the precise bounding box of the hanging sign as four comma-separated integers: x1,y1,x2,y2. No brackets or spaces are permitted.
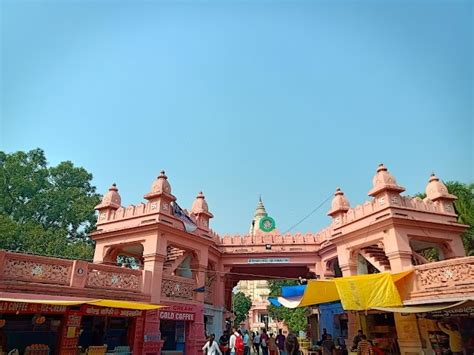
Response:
0,302,67,314
248,258,290,264
82,305,143,317
159,310,195,321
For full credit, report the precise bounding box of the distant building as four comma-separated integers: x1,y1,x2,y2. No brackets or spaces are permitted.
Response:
237,198,283,333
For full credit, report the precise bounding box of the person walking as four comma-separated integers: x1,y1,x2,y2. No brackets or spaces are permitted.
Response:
276,329,286,355
438,322,463,355
253,331,261,355
269,334,279,355
285,333,300,355
260,329,270,355
229,327,240,355
203,334,223,355
243,330,251,355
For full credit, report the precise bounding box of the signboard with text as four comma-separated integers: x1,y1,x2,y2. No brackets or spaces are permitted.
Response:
159,310,195,321
0,302,67,314
248,258,290,264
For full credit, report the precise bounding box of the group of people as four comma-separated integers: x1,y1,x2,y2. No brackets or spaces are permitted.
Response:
203,328,301,355
316,328,382,355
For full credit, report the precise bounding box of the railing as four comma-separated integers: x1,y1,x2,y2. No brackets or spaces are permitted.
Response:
0,251,73,285
86,263,142,292
0,250,146,295
161,274,196,301
404,256,474,303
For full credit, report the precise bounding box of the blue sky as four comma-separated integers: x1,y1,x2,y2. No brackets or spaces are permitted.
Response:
1,0,472,235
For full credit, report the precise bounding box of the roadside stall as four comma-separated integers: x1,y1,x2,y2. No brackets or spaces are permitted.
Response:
0,295,163,355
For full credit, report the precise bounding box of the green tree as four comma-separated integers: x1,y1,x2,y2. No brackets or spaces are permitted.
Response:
416,181,474,257
267,280,307,333
0,149,100,259
232,291,252,326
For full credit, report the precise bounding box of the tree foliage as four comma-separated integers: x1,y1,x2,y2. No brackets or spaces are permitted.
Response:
416,181,474,256
267,280,307,333
0,149,100,259
232,291,252,326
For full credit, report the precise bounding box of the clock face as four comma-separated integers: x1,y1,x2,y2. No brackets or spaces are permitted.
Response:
259,216,276,232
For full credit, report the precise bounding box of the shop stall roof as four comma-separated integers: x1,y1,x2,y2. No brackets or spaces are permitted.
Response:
0,292,165,310
373,299,474,313
275,270,413,311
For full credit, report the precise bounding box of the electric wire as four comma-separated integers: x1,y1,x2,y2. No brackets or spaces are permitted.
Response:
280,193,333,235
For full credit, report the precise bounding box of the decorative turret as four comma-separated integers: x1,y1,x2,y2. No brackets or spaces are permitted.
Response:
95,183,122,223
368,164,405,206
191,191,213,229
328,188,350,224
144,171,176,214
425,173,456,214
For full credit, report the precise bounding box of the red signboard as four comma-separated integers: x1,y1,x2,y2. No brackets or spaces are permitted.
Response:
159,310,195,321
82,305,143,317
0,302,67,314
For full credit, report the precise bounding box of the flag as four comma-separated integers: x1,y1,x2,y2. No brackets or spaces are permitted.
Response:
172,202,198,232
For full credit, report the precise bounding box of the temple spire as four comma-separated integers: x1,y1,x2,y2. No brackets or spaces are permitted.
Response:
250,196,270,235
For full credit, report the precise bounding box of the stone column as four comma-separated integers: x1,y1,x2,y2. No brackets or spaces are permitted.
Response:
347,312,361,350
394,313,423,354
386,251,413,273
186,304,206,355
443,237,466,259
142,253,166,354
383,229,413,272
194,264,207,303
339,261,357,276
143,253,166,303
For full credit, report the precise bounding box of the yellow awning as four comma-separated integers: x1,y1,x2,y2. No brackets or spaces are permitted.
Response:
0,296,164,310
88,299,165,310
335,272,410,310
0,297,90,306
298,280,340,307
280,271,413,310
373,300,471,313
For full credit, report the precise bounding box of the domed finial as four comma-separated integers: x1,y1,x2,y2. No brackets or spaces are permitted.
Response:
95,183,122,210
429,173,438,183
328,187,350,216
368,163,405,196
425,173,456,201
144,170,175,200
191,191,213,217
